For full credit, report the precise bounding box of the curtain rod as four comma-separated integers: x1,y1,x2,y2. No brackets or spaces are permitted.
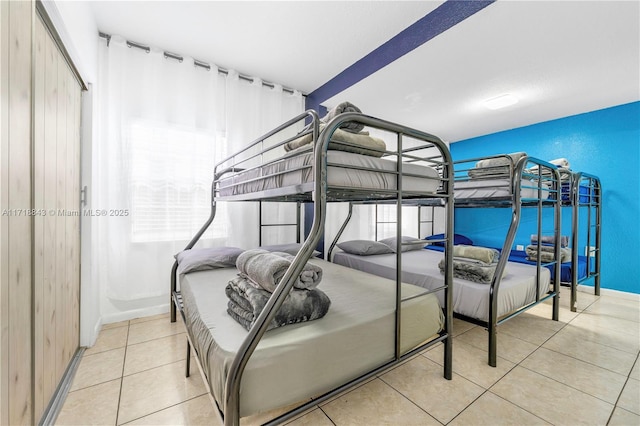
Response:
98,32,300,95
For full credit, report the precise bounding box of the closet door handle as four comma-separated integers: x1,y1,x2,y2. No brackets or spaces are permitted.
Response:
80,186,88,207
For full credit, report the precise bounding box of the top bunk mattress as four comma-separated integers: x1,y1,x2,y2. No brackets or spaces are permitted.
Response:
333,248,550,322
218,148,441,199
180,258,443,418
454,178,550,201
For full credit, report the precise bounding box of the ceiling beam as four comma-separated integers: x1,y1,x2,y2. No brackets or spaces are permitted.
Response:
306,0,495,109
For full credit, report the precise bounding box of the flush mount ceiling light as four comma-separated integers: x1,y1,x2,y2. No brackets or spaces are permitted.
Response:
484,94,519,110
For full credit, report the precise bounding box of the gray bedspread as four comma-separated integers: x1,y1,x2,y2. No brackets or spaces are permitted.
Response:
438,257,504,284
530,234,569,248
452,245,499,264
225,275,331,331
525,245,571,263
236,249,323,291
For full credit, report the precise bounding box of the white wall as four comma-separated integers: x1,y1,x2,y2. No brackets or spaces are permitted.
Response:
42,0,98,83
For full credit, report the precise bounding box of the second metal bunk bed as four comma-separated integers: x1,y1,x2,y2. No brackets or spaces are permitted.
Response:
451,154,561,367
329,154,562,367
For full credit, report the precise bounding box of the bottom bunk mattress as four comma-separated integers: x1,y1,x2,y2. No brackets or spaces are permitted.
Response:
333,249,550,322
179,258,444,418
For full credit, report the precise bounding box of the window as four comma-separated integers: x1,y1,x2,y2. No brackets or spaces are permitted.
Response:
128,119,228,243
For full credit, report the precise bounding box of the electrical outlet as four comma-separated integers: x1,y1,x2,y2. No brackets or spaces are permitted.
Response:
585,246,596,257
516,244,524,251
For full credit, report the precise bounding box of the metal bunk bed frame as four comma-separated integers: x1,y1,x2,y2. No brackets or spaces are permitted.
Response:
569,172,602,312
329,155,562,367
452,155,562,366
169,110,455,426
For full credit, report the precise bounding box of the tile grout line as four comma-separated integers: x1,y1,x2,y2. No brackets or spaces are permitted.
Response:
376,374,445,425
516,361,619,407
317,406,338,426
491,297,623,423
439,325,536,425
606,352,640,425
480,320,561,425
540,343,635,377
117,394,210,425
123,330,186,352
126,327,184,347
122,355,190,379
393,294,619,425
114,321,131,426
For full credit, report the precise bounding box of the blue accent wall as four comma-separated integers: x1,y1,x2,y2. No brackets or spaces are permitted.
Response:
451,102,640,294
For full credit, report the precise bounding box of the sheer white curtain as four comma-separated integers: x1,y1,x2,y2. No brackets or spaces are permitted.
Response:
95,36,303,310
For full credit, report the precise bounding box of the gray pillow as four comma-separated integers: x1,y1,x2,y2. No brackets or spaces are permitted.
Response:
259,243,321,258
175,246,244,275
337,240,393,256
378,236,425,253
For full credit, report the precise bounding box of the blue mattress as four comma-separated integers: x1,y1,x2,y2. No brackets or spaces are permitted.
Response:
561,183,592,203
425,245,590,283
506,250,589,284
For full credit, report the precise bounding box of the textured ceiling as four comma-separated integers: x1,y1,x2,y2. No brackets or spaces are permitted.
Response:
88,0,639,142
89,1,441,93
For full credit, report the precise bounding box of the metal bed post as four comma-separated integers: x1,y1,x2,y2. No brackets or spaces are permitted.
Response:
594,177,602,296
171,180,218,323
327,202,354,261
551,168,561,322
486,158,522,367
571,173,602,309
296,201,301,243
375,204,379,241
394,133,404,361
442,147,454,380
258,201,263,246
486,157,561,366
223,112,322,426
570,172,581,312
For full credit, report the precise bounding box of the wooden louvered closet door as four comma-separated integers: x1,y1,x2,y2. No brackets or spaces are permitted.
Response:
0,2,82,424
33,11,82,423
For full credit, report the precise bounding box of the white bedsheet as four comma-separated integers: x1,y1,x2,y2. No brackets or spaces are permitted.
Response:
454,178,550,200
180,258,443,418
333,249,550,321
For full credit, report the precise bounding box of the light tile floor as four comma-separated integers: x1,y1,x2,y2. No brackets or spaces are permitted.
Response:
56,287,640,425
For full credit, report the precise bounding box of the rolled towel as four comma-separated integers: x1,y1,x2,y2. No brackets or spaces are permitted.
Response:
530,234,569,248
225,276,331,331
549,158,570,168
322,101,364,133
236,249,323,292
452,245,499,265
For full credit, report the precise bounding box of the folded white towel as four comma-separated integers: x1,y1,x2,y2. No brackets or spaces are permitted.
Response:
549,158,570,168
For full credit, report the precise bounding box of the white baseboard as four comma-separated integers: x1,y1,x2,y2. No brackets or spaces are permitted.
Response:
578,284,640,302
101,303,171,326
